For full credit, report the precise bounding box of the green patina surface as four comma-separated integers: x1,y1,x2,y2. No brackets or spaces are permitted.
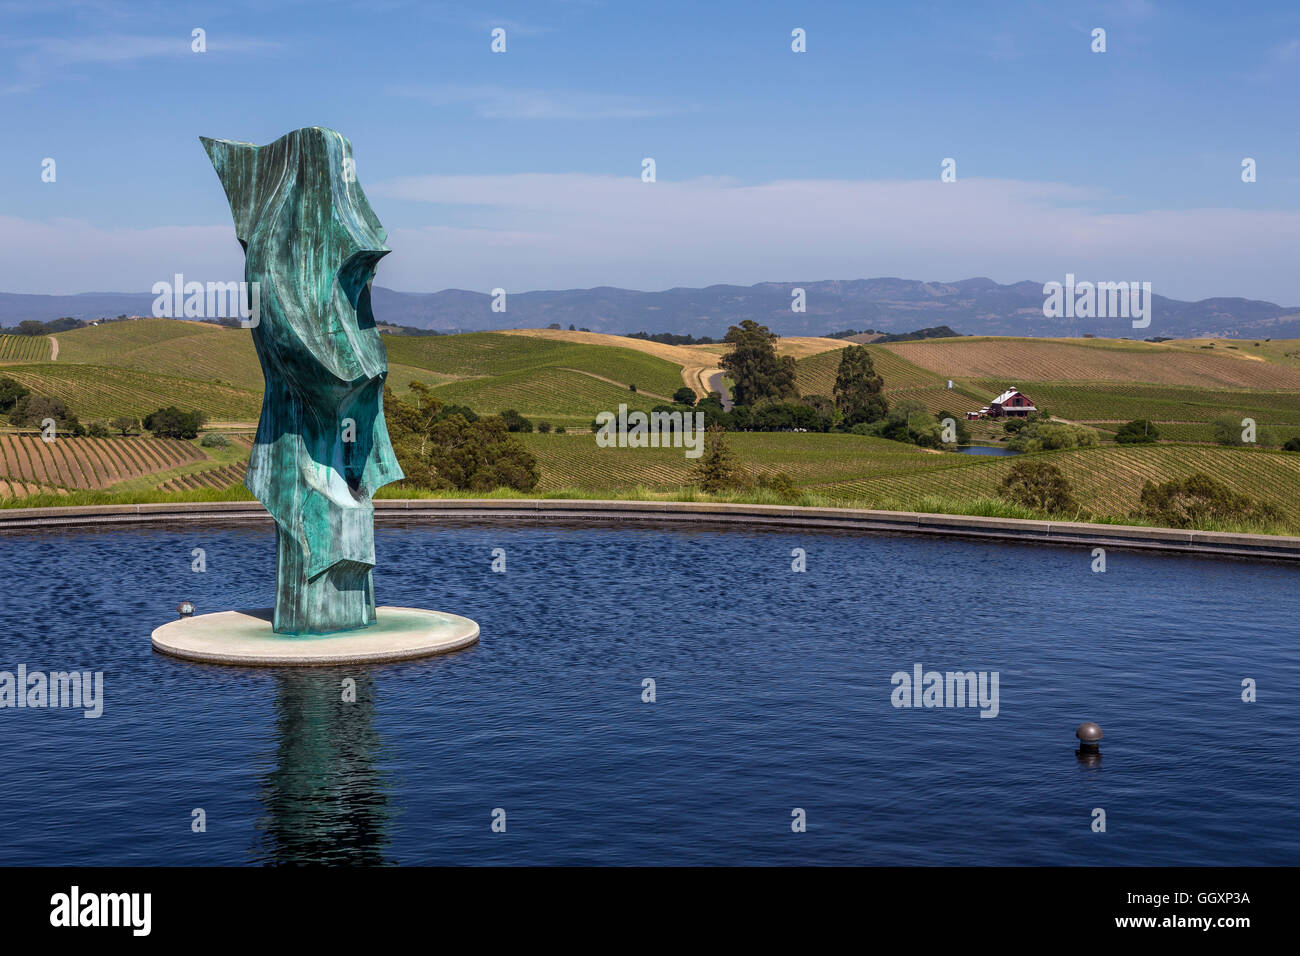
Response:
202,128,403,634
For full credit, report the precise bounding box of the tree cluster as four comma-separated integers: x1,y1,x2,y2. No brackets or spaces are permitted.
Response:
384,382,538,492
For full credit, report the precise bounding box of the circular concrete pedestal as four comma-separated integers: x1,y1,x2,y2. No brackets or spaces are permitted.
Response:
151,606,479,666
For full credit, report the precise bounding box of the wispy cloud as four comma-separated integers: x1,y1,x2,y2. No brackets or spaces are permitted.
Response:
2,32,281,93
1269,37,1300,62
472,16,551,38
389,84,678,120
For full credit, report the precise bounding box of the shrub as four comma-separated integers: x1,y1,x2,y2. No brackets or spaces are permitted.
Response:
1135,472,1281,528
755,470,798,499
200,432,231,448
1115,420,1160,444
555,426,567,434
499,409,533,433
999,460,1078,513
1285,436,1300,452
536,421,552,434
85,421,111,438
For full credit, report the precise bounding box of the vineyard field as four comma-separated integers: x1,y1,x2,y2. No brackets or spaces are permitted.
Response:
816,444,1300,527
516,431,956,492
429,366,666,428
1,364,262,422
981,381,1300,425
157,462,246,493
886,338,1300,389
0,434,206,493
385,332,686,398
0,335,52,363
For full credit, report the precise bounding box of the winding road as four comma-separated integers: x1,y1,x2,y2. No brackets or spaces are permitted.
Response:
706,372,733,410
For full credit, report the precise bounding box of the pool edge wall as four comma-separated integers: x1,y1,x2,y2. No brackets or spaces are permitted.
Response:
2,498,1299,563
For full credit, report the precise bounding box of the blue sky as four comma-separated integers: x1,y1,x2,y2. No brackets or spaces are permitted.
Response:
2,0,1299,303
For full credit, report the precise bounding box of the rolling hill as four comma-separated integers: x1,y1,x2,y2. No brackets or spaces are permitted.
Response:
3,319,1299,536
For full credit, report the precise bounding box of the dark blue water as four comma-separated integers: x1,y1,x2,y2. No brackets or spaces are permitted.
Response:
958,445,1021,456
1,520,1297,866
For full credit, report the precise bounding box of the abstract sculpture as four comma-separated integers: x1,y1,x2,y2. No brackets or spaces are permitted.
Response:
201,127,403,634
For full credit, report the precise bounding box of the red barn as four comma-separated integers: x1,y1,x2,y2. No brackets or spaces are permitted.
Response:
986,387,1036,418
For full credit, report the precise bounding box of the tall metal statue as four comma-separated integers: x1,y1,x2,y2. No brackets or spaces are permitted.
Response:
201,127,404,634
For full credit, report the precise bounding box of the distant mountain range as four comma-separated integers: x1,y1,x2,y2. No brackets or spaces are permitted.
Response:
4,278,1299,339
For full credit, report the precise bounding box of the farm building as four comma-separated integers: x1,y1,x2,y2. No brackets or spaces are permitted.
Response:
966,387,1037,420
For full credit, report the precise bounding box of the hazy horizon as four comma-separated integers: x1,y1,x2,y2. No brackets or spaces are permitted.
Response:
4,1,1299,302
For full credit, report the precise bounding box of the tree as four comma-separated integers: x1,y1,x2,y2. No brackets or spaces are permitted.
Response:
750,400,823,432
110,416,138,436
85,421,111,438
1285,436,1300,452
832,345,888,425
800,394,841,431
719,319,798,406
0,377,29,412
936,410,971,446
1212,415,1246,446
690,426,742,492
428,415,539,491
10,394,83,435
1006,420,1097,453
1212,414,1277,447
1115,420,1159,444
862,398,941,447
999,460,1078,513
672,387,697,406
383,385,538,492
143,406,206,439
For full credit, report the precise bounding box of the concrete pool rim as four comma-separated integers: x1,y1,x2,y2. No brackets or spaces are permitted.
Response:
3,498,1299,563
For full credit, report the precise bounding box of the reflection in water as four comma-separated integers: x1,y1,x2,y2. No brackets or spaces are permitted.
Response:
254,672,396,865
1075,747,1103,769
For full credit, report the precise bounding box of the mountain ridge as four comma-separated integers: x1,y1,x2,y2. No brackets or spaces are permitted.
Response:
3,278,1298,339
